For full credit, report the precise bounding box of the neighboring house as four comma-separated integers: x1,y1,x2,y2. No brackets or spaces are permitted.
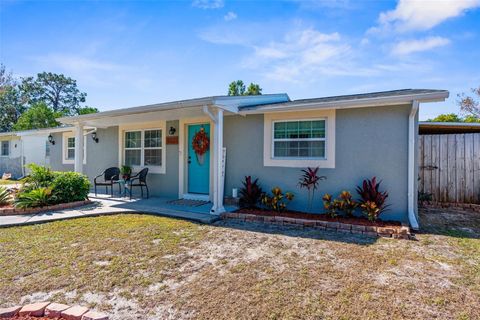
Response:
0,127,72,178
0,89,449,228
0,132,23,178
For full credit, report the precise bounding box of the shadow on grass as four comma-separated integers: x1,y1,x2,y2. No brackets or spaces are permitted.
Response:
418,207,480,240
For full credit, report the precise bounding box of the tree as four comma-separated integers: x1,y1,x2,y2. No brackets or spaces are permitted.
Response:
228,80,245,96
245,83,262,95
13,102,61,131
0,64,27,131
458,85,480,117
77,106,99,115
228,80,263,96
20,72,87,115
427,113,462,122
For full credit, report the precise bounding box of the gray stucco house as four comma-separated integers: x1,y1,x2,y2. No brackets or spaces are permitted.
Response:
5,89,449,229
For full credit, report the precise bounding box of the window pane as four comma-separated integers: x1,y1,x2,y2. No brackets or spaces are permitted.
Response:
125,149,141,166
67,149,75,160
273,122,286,139
311,120,325,138
144,149,161,166
145,130,161,148
45,141,50,157
1,141,9,156
286,121,299,139
67,137,75,148
273,140,325,158
125,131,141,148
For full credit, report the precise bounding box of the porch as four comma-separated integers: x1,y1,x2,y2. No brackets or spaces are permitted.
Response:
56,95,289,216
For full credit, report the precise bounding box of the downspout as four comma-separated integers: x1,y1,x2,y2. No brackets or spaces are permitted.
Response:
408,100,420,230
20,138,25,177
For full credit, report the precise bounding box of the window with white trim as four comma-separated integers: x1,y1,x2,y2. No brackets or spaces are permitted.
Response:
66,137,75,160
62,133,86,164
124,129,162,167
272,119,326,159
1,141,9,157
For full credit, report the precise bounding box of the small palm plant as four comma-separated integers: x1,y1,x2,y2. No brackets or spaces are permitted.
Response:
298,167,326,212
15,187,53,209
0,186,11,205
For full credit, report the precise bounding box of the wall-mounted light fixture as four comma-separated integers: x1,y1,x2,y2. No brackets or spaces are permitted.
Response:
92,131,99,143
48,134,55,145
169,126,176,136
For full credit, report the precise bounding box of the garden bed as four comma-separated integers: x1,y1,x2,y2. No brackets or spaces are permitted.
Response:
0,200,92,216
224,208,411,239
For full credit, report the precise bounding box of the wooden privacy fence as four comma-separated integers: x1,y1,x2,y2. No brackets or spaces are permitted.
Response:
419,133,480,204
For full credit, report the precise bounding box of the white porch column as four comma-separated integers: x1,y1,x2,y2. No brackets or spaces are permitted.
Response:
210,108,225,214
74,122,84,174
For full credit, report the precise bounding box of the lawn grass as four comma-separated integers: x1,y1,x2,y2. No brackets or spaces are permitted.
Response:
0,211,479,320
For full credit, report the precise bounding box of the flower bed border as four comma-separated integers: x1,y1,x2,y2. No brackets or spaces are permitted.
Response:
221,212,412,240
0,200,92,216
0,301,108,319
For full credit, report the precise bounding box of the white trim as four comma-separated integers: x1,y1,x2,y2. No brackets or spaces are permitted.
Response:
118,121,167,174
62,132,86,165
178,117,214,201
408,101,420,230
263,109,336,168
271,118,327,160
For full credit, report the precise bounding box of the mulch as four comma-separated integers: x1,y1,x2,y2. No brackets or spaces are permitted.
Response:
236,208,402,227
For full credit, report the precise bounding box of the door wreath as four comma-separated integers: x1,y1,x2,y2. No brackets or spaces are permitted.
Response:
192,127,209,156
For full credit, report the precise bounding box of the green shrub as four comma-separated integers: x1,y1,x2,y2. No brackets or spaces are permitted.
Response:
0,186,11,205
322,193,340,218
261,187,294,212
51,171,91,204
23,163,56,191
15,187,52,208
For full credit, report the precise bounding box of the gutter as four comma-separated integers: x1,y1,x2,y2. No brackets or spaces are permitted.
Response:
408,100,420,230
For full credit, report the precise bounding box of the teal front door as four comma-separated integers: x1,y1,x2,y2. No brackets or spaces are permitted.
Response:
187,124,210,194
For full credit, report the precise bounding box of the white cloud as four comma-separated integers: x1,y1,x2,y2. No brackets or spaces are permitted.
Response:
192,0,224,9
371,0,480,33
392,36,450,55
224,11,237,21
245,29,353,81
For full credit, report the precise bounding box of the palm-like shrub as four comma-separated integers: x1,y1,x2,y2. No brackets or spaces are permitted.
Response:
298,167,326,212
239,176,263,208
356,177,389,221
0,186,11,205
24,163,56,190
15,187,53,208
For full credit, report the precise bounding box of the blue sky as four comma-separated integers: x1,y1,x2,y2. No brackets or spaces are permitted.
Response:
1,0,479,120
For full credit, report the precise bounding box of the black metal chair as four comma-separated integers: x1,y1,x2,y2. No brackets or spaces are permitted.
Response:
127,168,149,200
94,167,120,197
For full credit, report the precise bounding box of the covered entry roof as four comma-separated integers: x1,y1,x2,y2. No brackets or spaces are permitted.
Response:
57,94,290,127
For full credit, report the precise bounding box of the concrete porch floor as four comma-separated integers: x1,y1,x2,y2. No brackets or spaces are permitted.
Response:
0,193,238,228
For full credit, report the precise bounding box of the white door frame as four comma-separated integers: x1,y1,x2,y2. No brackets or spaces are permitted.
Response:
178,117,214,201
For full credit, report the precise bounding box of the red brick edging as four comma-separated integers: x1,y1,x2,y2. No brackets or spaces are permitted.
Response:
0,301,108,320
0,200,92,216
221,212,412,240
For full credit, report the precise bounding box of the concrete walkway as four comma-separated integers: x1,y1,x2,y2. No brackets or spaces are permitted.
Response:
0,194,229,228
